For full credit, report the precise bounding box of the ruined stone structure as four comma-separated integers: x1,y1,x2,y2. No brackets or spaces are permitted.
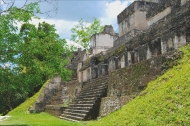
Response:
90,25,118,55
77,0,189,85
29,75,62,113
30,0,190,121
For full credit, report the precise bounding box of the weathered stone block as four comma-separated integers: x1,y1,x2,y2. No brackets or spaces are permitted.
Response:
45,105,66,117
99,96,133,117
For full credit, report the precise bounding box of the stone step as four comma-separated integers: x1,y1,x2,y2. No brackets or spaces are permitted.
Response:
84,80,108,84
72,99,96,105
34,103,46,110
67,106,92,110
78,89,105,96
60,113,85,121
69,103,94,108
77,92,104,99
59,116,80,122
73,100,95,104
73,97,97,102
76,93,102,99
79,86,107,94
62,111,87,117
82,85,107,91
64,109,89,114
82,82,107,89
29,109,44,113
83,82,107,88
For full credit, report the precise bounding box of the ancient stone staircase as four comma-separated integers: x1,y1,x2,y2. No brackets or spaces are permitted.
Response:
29,86,58,113
59,75,108,121
29,76,62,113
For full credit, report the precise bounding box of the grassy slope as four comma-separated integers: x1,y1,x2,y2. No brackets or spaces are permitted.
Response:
88,44,190,126
0,80,84,126
1,44,190,126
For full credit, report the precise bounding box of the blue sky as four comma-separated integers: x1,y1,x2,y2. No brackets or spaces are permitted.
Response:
1,0,134,41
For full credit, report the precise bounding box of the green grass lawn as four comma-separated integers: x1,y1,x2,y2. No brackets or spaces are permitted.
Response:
0,112,84,126
1,44,190,126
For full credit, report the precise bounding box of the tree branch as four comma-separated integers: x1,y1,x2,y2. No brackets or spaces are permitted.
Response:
0,0,58,17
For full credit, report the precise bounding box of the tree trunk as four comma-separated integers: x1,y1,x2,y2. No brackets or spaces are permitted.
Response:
6,92,13,110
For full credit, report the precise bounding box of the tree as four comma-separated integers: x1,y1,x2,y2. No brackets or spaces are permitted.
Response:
0,0,58,17
19,22,72,83
71,18,104,49
0,2,72,113
0,2,41,113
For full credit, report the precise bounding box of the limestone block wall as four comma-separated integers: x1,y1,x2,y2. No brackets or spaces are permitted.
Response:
80,31,187,83
100,96,133,117
109,32,186,72
148,7,171,27
161,34,187,54
77,63,83,83
117,1,158,36
90,33,116,55
61,80,81,105
104,30,186,75
107,55,163,97
99,50,182,117
114,29,142,47
37,75,61,103
67,49,86,79
82,67,91,82
108,57,118,73
146,0,180,20
119,11,148,37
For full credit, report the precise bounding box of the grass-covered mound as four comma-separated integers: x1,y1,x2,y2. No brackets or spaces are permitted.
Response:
0,80,84,126
88,44,190,126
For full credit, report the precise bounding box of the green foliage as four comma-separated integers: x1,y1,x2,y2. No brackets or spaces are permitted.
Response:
0,2,41,113
18,21,72,82
88,44,190,125
0,2,72,113
71,18,104,49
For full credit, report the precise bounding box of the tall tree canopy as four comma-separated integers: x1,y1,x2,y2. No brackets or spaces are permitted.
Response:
0,2,72,114
71,18,104,49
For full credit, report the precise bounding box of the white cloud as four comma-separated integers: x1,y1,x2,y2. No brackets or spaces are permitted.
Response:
30,18,78,39
100,0,134,32
29,1,135,40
